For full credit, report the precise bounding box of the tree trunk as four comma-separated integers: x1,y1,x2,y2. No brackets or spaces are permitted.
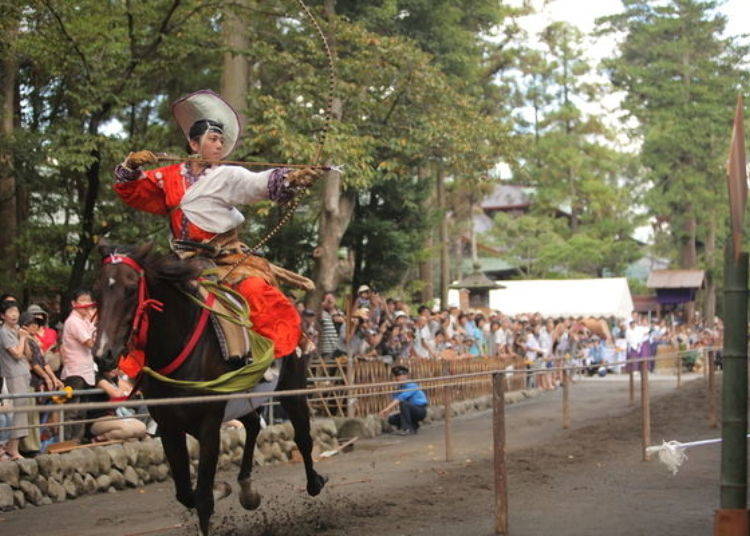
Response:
680,212,697,268
679,211,697,325
437,164,449,309
418,167,434,304
351,196,364,289
419,234,434,304
220,0,250,128
308,172,354,307
703,217,717,326
65,114,105,309
308,0,353,309
469,195,478,262
0,34,17,291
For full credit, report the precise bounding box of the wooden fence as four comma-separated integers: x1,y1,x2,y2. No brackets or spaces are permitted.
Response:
350,354,527,417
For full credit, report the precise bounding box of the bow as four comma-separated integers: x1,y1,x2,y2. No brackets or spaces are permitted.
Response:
246,0,336,250
221,0,337,282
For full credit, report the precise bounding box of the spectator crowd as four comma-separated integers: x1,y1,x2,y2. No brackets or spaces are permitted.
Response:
299,286,722,381
0,291,146,461
0,283,722,459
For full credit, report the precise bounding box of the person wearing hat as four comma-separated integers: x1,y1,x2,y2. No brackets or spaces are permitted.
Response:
354,285,371,310
26,304,57,354
378,365,428,435
20,313,62,393
355,285,386,326
113,90,323,360
346,308,377,356
17,312,62,455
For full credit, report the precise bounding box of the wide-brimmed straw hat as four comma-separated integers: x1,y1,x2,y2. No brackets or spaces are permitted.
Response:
171,90,241,159
352,308,371,321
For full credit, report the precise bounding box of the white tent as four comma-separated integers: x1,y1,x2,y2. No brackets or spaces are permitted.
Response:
448,277,634,319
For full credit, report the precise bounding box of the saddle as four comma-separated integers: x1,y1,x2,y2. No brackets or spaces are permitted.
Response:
171,229,315,291
171,229,312,368
197,283,253,368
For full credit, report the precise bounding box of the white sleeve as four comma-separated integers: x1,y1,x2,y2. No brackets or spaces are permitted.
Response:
220,166,271,204
180,166,273,234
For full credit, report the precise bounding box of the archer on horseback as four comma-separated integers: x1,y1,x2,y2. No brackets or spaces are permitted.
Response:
100,90,329,535
113,89,321,361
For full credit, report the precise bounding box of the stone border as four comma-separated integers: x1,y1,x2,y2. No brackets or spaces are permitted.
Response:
0,388,541,510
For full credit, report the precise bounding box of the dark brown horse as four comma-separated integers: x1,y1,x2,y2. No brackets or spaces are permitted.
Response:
92,243,326,535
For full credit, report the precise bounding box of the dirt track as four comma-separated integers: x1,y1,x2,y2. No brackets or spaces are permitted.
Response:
1,372,720,536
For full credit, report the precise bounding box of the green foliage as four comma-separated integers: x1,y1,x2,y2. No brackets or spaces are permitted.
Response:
1,0,521,303
6,0,743,307
597,0,749,268
488,21,642,279
343,174,437,291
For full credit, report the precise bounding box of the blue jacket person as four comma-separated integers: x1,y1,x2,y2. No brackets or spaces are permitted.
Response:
379,365,428,435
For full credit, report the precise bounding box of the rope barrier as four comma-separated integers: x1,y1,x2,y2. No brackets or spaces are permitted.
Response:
0,348,715,416
0,387,104,401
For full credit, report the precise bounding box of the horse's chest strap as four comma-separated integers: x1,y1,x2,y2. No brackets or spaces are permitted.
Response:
157,293,215,376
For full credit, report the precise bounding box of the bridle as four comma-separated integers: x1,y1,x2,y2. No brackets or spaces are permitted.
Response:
101,253,215,378
102,254,164,351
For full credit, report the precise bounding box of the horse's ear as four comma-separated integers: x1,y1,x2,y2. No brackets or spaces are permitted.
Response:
134,242,154,260
97,237,113,258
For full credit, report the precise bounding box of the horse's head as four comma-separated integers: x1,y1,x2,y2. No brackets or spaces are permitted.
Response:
93,241,154,372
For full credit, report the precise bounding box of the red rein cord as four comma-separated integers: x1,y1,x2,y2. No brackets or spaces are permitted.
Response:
157,293,214,376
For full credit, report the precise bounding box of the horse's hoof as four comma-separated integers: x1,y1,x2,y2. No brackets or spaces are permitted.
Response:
213,481,232,502
176,493,195,510
307,473,328,497
239,489,262,510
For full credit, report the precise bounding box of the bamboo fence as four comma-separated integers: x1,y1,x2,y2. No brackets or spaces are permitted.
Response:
351,354,527,417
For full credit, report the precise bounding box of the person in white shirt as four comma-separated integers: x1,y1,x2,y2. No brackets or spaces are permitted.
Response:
490,321,506,357
523,328,545,389
537,323,555,390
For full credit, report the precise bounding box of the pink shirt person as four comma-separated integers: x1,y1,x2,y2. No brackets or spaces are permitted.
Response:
60,292,97,386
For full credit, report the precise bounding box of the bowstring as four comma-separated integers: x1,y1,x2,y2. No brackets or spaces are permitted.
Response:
221,0,336,282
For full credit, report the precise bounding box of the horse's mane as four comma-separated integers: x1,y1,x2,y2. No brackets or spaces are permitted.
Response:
102,243,205,284
146,253,205,283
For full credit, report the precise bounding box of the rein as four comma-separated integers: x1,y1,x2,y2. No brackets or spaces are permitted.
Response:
102,254,213,377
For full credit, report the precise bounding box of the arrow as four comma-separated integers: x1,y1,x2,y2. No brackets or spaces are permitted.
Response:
154,152,332,170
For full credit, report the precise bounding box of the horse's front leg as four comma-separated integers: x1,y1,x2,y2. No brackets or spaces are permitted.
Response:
236,410,262,510
159,428,195,510
281,394,327,496
195,416,223,536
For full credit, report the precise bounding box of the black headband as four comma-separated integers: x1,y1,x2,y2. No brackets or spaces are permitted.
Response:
188,119,224,140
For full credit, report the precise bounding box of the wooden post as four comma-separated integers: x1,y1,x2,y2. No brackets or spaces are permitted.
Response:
703,348,709,379
562,368,570,429
708,349,717,428
345,355,355,417
492,372,508,536
344,293,356,418
59,409,65,442
641,358,651,461
443,361,453,462
628,369,635,406
676,351,682,388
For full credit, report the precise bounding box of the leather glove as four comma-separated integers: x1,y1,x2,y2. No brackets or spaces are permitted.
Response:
286,167,324,189
124,150,158,170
